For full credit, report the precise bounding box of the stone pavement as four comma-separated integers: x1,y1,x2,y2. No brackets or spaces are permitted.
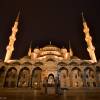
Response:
0,88,100,100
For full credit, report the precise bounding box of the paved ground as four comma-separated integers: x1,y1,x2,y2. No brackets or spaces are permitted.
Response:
0,88,100,100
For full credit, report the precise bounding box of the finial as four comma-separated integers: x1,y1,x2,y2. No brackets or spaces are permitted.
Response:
69,40,71,49
82,12,85,22
28,41,32,56
69,40,73,56
29,41,32,48
49,41,51,45
16,11,20,22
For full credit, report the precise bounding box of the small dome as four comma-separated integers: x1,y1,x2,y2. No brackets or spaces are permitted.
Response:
34,48,40,53
61,48,67,53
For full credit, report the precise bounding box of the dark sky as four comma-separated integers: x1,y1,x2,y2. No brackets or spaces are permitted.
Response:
0,0,100,60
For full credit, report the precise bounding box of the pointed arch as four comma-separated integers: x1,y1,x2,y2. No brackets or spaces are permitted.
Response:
59,67,68,77
4,67,17,87
34,62,43,67
69,62,79,66
47,74,55,87
22,62,32,65
71,67,83,87
18,67,30,87
31,67,42,89
84,67,96,87
59,67,70,88
58,62,67,66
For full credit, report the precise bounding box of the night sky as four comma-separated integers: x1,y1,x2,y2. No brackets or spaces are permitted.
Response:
0,0,100,60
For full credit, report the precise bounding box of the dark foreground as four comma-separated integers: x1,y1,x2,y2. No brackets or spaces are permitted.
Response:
0,88,100,100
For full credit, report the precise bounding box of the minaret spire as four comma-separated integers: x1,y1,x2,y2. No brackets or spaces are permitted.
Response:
4,12,20,63
82,12,97,63
49,41,52,45
69,40,73,57
28,41,32,56
82,12,85,22
16,11,20,22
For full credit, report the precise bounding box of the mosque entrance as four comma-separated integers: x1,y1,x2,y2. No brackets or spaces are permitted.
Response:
47,74,55,94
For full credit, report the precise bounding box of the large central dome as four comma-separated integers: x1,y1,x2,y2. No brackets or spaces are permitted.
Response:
29,44,70,60
40,44,60,51
39,44,62,57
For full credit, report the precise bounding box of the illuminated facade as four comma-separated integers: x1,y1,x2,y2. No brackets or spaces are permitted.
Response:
0,13,100,94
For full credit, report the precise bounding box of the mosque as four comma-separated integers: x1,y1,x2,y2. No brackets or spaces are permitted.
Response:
0,12,100,94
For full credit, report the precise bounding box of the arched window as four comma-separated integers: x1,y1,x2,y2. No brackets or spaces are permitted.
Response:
4,67,17,88
31,67,42,89
18,67,30,87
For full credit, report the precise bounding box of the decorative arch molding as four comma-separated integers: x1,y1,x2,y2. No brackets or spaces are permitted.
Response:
10,62,21,65
80,61,91,66
21,62,32,66
68,61,79,66
34,62,43,67
57,62,67,66
71,67,81,71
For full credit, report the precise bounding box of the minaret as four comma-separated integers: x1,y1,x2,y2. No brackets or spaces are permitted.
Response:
82,12,97,63
28,41,32,56
69,40,73,57
4,12,20,62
